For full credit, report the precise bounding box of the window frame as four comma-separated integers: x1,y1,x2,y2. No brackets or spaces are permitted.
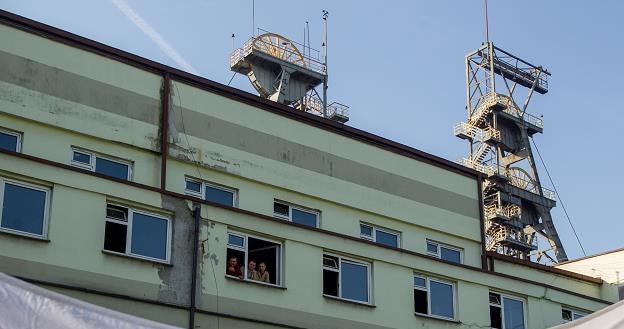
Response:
226,231,283,287
0,128,22,152
489,291,527,329
561,307,587,323
426,240,463,264
0,177,51,239
359,222,401,248
413,274,457,320
322,252,372,305
273,200,319,228
184,177,238,207
70,147,133,180
104,203,172,264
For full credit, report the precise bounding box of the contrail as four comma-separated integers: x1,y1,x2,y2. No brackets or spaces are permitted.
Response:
111,0,199,75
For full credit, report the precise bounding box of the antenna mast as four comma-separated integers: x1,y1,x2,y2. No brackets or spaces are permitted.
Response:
252,0,255,37
484,0,489,43
322,10,328,118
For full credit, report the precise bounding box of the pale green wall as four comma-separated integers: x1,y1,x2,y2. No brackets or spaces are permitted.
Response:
166,158,483,266
41,285,188,328
0,19,616,329
196,205,609,329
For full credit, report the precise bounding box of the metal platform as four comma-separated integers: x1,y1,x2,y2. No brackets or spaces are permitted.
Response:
457,42,568,262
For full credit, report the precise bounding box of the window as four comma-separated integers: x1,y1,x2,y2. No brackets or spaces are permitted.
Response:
323,254,371,304
273,201,318,228
184,178,236,207
426,240,463,264
104,204,171,262
359,223,400,248
0,178,50,238
489,292,526,329
413,274,456,320
562,308,586,323
71,148,132,180
0,128,22,152
226,232,281,286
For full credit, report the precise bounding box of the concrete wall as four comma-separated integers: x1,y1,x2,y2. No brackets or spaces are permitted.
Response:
0,16,617,329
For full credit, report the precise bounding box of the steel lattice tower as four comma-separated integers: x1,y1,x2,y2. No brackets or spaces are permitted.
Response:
454,42,568,263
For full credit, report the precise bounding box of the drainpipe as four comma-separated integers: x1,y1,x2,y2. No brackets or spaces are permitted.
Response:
160,74,171,191
189,206,200,329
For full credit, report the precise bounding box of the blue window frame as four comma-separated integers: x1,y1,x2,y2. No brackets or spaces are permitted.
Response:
95,157,130,180
489,292,526,329
360,223,400,248
0,178,50,238
274,201,319,228
426,240,463,264
414,274,456,320
184,178,236,207
71,148,132,180
103,204,170,263
322,254,371,304
562,308,587,323
0,129,21,152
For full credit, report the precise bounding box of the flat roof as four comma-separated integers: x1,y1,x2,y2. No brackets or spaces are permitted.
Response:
0,9,478,179
557,247,624,265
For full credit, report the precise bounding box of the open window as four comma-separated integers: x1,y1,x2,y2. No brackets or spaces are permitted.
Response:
71,148,132,180
413,274,455,320
562,308,586,323
273,201,319,228
0,177,50,238
226,232,281,286
426,240,463,264
184,177,237,207
360,223,400,248
104,204,171,263
323,254,371,304
489,292,526,329
0,128,22,152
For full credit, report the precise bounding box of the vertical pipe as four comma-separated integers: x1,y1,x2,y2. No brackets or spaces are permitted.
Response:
306,21,310,64
322,11,328,118
160,74,171,191
465,55,473,159
189,206,201,329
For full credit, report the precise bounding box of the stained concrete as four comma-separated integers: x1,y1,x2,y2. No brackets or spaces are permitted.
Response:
0,49,477,219
157,195,196,306
0,50,160,125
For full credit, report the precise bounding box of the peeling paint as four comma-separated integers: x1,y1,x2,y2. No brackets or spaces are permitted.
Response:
157,194,195,306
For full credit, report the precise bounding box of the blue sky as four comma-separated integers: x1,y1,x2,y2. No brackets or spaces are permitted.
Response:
2,1,623,260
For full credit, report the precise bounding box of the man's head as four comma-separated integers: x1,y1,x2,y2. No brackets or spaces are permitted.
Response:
228,256,238,266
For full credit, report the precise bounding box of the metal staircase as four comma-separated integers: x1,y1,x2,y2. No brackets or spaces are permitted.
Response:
455,42,568,263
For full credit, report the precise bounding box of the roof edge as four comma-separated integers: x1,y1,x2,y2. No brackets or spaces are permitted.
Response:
487,252,604,284
0,9,478,179
556,247,624,266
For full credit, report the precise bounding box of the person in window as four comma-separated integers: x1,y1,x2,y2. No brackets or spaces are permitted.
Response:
257,261,270,283
247,260,260,281
226,256,243,279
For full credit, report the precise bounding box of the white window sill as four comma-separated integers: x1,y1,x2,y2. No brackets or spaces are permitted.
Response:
414,312,459,323
225,275,286,290
323,294,375,308
101,250,171,266
0,228,49,242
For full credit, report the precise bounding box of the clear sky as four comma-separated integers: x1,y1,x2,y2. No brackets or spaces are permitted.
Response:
2,1,622,260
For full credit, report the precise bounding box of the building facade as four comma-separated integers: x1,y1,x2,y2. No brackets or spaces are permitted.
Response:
0,10,619,329
556,248,624,301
